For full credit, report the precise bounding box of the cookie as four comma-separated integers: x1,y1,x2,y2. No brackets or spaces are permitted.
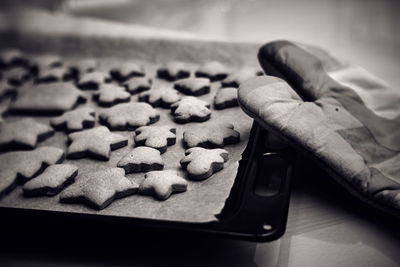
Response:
134,125,176,153
8,82,86,115
35,66,70,83
110,62,145,82
30,55,62,75
0,49,26,68
60,167,138,210
0,118,54,151
221,68,258,88
170,96,211,123
67,126,128,160
2,67,30,86
0,79,16,99
139,170,188,200
0,146,65,197
68,58,96,79
77,71,110,90
99,102,159,131
183,123,240,148
50,107,96,132
180,147,229,180
138,86,181,108
22,164,78,196
157,62,190,81
93,84,131,107
117,146,164,174
123,76,151,95
195,61,229,81
214,87,238,109
174,77,210,96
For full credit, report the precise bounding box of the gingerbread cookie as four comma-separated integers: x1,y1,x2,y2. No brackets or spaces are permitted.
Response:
157,62,190,81
67,126,128,160
123,76,151,95
93,84,131,107
30,55,62,75
180,147,229,180
60,167,138,210
36,66,70,83
68,59,96,79
174,77,210,96
183,123,240,148
8,82,86,115
99,102,159,131
170,96,211,123
134,125,176,153
77,71,110,90
0,79,16,99
221,68,258,88
214,87,238,109
2,67,30,86
0,146,65,197
117,146,164,174
195,61,229,81
50,107,96,132
0,118,54,151
138,86,181,108
139,170,188,200
22,164,78,196
0,49,26,69
110,62,145,82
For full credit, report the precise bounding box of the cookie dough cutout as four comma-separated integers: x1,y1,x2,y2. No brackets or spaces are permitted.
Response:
174,77,210,96
170,96,211,123
8,82,86,115
0,146,65,197
110,62,145,82
51,107,96,133
123,76,151,95
93,84,131,107
77,71,110,90
221,68,259,88
0,118,54,151
134,125,176,154
157,62,190,81
195,61,229,81
23,164,78,197
99,102,159,131
214,87,238,109
67,126,128,161
139,170,188,200
117,146,164,174
180,147,229,180
60,167,138,210
138,86,181,108
183,123,240,148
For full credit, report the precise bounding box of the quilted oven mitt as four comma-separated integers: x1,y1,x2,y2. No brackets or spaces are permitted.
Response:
238,40,400,217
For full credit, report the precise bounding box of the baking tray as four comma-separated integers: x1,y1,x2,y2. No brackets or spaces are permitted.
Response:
0,9,294,242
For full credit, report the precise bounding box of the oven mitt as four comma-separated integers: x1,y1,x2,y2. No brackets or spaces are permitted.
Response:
238,40,400,217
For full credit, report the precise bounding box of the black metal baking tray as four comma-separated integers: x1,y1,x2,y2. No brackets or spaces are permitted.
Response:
0,121,294,243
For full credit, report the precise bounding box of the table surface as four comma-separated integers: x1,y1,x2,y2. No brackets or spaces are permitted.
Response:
1,1,400,266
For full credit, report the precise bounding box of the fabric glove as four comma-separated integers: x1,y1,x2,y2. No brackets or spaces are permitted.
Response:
238,40,400,217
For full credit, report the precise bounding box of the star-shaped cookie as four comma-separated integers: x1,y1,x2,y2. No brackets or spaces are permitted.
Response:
123,76,151,95
23,164,78,196
99,102,159,130
50,107,96,132
134,125,176,153
117,146,164,174
139,170,188,200
59,167,138,210
221,68,259,88
214,87,238,109
77,71,110,90
93,84,131,107
157,62,191,81
183,123,240,148
0,118,54,151
68,58,97,79
8,82,86,115
110,62,145,82
67,126,128,160
180,147,229,180
170,96,211,123
138,86,181,108
195,61,229,81
174,77,210,96
2,67,30,86
36,66,70,83
0,146,65,197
